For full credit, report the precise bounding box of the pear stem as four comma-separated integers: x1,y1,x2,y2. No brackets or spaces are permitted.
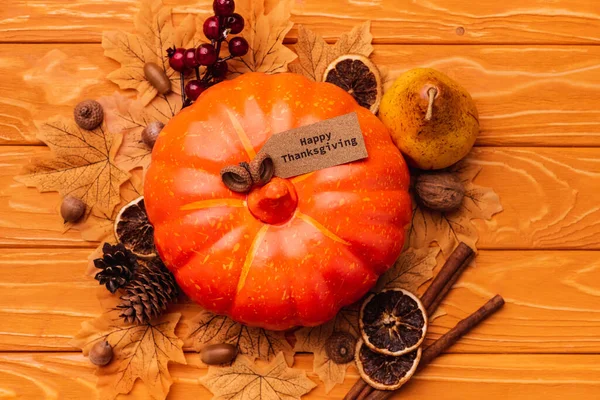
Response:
425,87,438,121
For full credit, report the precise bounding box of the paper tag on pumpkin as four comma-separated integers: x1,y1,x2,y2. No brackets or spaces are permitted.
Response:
259,112,368,178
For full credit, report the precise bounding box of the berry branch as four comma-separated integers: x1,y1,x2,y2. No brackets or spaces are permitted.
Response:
167,0,249,107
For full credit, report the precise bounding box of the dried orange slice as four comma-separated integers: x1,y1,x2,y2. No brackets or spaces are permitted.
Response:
323,54,382,113
359,288,427,356
355,338,421,391
114,196,157,259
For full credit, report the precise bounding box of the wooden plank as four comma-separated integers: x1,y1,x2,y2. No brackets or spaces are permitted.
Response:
2,0,600,45
2,248,600,353
2,43,600,147
0,352,599,399
2,146,600,250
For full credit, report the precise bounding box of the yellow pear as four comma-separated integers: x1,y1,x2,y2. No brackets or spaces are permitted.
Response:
379,68,479,170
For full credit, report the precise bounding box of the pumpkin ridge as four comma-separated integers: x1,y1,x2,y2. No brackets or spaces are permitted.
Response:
180,198,246,211
295,211,350,246
236,224,269,294
225,108,258,160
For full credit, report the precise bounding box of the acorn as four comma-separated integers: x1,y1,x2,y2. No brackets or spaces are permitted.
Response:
414,172,465,213
74,100,104,130
325,332,356,364
89,340,113,366
60,196,86,223
201,343,238,365
144,62,171,95
141,121,164,149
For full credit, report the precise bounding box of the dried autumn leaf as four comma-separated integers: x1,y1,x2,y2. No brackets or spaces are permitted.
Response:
293,303,360,392
15,117,129,217
313,351,351,394
200,353,317,400
80,173,144,276
71,312,186,400
289,21,373,82
102,0,198,105
185,309,294,364
228,0,297,75
408,160,503,256
374,247,440,293
98,92,180,174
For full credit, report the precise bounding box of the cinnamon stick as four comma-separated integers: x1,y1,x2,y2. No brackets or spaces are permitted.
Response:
420,242,474,314
344,379,368,400
366,295,505,400
356,384,374,400
346,242,474,399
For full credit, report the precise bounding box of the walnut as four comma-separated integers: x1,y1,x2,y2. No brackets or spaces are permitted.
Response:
415,172,465,212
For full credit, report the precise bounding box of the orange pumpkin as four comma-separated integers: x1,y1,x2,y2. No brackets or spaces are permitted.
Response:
144,72,411,330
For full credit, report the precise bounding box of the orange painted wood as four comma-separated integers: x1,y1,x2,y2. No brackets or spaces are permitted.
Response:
0,352,599,399
1,0,599,44
1,0,599,398
2,44,600,147
1,249,600,354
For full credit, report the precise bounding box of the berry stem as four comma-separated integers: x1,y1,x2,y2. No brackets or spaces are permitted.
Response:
179,70,186,105
195,66,201,80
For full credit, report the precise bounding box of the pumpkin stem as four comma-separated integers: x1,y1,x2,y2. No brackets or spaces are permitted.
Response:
247,178,298,225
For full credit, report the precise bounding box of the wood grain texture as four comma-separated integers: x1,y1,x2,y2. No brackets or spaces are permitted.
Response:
1,352,599,400
2,44,600,147
1,0,600,44
2,248,600,353
2,146,599,249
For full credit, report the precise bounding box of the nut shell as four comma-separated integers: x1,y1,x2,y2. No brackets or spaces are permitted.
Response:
74,100,104,130
89,340,113,366
201,343,238,365
325,332,356,364
60,196,86,223
144,62,171,95
142,121,164,149
415,172,465,212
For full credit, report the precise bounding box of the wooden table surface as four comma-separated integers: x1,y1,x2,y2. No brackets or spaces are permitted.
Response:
1,0,600,399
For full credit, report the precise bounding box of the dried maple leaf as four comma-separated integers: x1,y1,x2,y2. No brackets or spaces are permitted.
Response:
185,309,294,365
71,312,186,400
289,21,373,82
374,246,440,293
228,0,297,75
293,303,360,392
15,117,130,217
80,173,144,276
102,0,198,105
200,353,316,400
407,160,503,256
98,92,180,174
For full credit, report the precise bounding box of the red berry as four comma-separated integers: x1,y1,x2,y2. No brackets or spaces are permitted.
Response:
203,16,221,40
213,0,235,16
196,44,217,66
212,60,228,78
228,37,249,57
185,80,207,101
225,13,244,34
183,48,199,69
168,47,187,72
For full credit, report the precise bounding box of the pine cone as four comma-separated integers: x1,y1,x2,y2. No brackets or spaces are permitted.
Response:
118,258,178,325
94,243,138,293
